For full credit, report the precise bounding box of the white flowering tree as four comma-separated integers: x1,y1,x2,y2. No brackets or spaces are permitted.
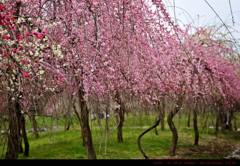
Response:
0,1,66,159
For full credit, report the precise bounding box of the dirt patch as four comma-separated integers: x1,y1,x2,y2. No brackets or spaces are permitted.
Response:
232,135,240,140
179,139,237,159
151,138,239,159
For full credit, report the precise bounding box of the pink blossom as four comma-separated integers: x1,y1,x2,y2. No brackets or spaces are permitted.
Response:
3,35,11,39
22,59,29,64
17,35,23,40
23,72,30,78
42,30,47,33
25,32,30,37
36,33,44,39
12,48,18,53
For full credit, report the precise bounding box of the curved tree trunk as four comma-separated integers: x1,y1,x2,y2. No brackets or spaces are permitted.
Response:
167,101,182,156
138,119,160,159
78,88,96,159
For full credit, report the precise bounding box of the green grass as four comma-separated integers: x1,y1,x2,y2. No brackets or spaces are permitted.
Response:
0,112,240,159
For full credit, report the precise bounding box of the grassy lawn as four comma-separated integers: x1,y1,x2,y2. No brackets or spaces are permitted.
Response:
0,112,240,159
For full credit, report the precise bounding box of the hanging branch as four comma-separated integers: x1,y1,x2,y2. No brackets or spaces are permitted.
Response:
228,0,235,26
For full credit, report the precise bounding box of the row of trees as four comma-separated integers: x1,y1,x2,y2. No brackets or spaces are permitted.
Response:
0,0,240,159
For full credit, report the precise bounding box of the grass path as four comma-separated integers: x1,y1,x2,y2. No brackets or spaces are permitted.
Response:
0,113,240,159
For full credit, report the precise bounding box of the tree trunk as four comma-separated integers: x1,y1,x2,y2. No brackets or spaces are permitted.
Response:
167,101,182,156
21,115,29,157
115,92,124,143
161,99,165,131
72,100,84,147
105,105,109,131
154,116,158,135
78,89,96,159
65,111,70,131
117,103,124,143
138,119,160,159
215,112,220,138
193,107,199,145
229,111,233,131
18,113,23,154
32,112,39,139
220,110,226,134
187,112,191,127
5,101,21,159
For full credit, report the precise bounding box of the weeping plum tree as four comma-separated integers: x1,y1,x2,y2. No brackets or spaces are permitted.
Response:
0,1,66,159
1,0,240,160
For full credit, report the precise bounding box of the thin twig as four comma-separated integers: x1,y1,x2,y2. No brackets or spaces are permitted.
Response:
228,0,235,26
204,0,238,52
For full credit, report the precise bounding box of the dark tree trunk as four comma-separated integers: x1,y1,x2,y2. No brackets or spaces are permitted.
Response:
229,111,233,131
215,111,220,137
72,101,84,147
18,114,23,154
167,101,182,156
78,89,96,159
105,105,109,131
161,99,165,131
115,93,124,143
65,111,70,131
193,106,199,145
32,112,39,139
138,118,160,159
21,115,29,157
117,104,124,143
154,116,158,135
6,2,22,160
6,101,21,159
187,112,191,127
